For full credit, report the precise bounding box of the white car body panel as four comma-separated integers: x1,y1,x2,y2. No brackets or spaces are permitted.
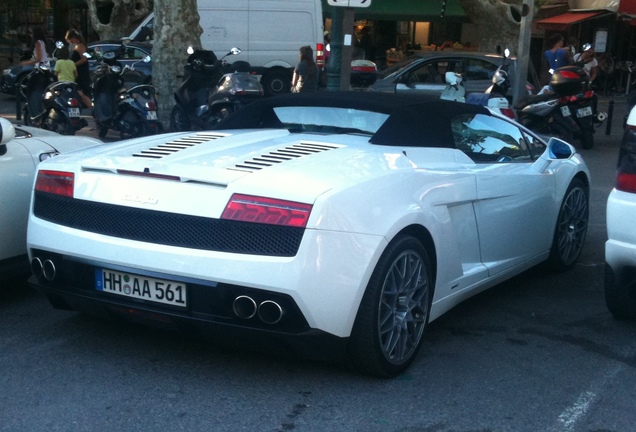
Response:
1,120,101,263
28,122,588,337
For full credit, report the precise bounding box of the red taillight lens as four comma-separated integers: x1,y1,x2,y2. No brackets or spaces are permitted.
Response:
146,101,156,110
316,43,325,68
559,70,581,79
617,171,636,194
35,170,74,197
68,98,80,107
222,194,312,228
352,66,377,73
500,108,515,119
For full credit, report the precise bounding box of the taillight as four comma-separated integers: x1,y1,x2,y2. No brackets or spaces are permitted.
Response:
500,108,515,119
35,170,74,197
558,70,581,79
146,101,156,110
221,194,312,228
316,43,325,69
617,171,636,194
68,98,80,107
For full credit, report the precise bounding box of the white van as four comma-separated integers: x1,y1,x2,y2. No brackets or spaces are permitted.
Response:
128,0,325,96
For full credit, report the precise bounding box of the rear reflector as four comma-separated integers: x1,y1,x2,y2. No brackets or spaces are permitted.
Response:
500,108,515,119
222,194,312,228
35,170,74,197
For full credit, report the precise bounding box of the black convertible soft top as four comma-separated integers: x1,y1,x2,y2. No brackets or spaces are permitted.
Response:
213,91,491,148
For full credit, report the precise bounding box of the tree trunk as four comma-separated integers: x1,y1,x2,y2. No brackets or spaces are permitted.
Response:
153,0,203,127
85,0,152,40
458,0,525,54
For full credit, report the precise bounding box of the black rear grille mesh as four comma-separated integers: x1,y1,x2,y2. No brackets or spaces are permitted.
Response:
33,191,304,256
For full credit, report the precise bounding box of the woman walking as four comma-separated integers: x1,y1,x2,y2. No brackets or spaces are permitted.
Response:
65,29,93,109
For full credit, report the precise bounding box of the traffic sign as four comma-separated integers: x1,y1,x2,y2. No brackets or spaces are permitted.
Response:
327,0,371,7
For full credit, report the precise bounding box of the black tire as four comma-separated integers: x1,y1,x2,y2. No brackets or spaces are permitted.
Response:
97,122,109,138
261,69,291,96
604,264,636,319
348,235,432,378
549,119,573,143
547,178,589,271
579,126,594,150
170,105,190,132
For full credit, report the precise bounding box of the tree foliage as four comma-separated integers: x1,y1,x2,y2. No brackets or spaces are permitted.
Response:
85,0,152,40
457,0,537,54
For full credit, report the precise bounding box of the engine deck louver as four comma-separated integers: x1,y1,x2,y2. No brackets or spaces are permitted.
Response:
132,132,229,159
231,142,340,172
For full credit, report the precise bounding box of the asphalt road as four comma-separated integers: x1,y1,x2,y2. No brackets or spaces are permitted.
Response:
1,91,635,432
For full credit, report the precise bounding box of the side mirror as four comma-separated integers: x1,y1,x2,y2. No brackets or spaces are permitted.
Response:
547,137,574,159
187,46,194,55
230,47,241,56
142,55,151,63
0,118,16,146
55,41,64,50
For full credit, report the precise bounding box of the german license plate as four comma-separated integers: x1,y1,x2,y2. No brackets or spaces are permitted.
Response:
560,105,571,117
95,269,187,307
147,111,157,120
576,106,593,118
69,107,80,118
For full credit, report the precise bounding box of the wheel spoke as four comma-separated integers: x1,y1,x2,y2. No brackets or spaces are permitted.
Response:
557,187,588,264
378,250,430,365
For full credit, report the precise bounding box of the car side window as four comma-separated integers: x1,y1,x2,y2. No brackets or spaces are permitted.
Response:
451,113,532,163
465,58,499,81
87,46,102,60
409,60,461,84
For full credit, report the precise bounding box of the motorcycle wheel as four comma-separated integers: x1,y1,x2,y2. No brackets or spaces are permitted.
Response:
170,105,191,132
579,127,594,150
97,123,109,138
261,69,291,96
548,120,573,144
61,120,76,136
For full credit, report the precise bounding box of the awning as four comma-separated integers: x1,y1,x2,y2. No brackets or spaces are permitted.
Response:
322,0,468,22
535,11,612,30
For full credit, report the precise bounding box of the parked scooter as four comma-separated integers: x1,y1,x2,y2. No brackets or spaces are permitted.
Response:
21,42,88,135
515,65,605,149
465,49,516,119
440,71,465,102
170,47,263,132
92,50,162,139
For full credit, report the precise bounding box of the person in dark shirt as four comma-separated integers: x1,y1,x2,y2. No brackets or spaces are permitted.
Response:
291,45,319,93
65,29,93,108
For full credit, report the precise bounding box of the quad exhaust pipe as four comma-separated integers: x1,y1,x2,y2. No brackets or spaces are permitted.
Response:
232,295,283,324
31,257,57,281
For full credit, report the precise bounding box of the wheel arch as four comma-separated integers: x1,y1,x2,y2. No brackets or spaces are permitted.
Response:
390,224,438,297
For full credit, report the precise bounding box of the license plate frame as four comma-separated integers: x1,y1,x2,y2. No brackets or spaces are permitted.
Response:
576,106,593,118
560,105,571,117
146,111,157,120
95,268,187,307
69,107,81,118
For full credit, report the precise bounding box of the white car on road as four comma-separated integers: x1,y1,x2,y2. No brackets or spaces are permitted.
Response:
0,118,101,275
26,92,590,377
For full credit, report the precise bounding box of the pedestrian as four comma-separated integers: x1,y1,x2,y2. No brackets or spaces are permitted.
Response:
574,43,598,83
542,33,573,84
65,29,93,109
567,36,579,59
20,27,50,66
53,45,77,83
291,45,319,93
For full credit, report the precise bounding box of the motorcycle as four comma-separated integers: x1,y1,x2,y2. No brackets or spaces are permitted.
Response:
21,41,87,135
170,47,263,132
92,50,162,139
515,65,605,149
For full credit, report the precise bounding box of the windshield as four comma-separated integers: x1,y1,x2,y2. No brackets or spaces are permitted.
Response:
273,106,389,135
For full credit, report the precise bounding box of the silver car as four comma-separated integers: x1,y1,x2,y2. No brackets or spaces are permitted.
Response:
370,50,532,97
